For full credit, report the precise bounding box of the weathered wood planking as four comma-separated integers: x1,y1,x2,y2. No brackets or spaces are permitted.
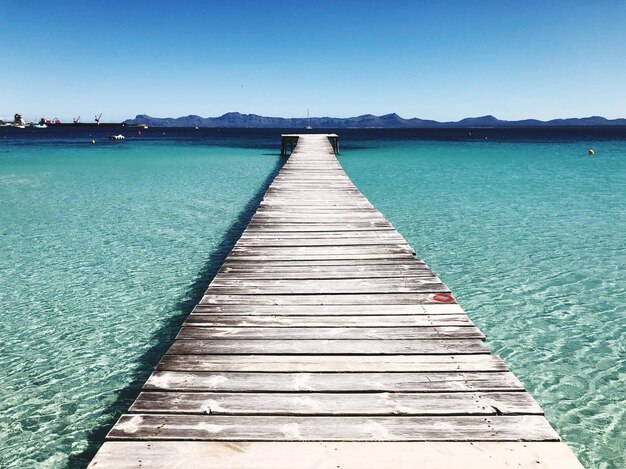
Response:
156,354,510,372
208,277,443,288
215,270,439,280
205,278,448,294
167,338,489,355
144,371,524,392
176,325,485,340
238,230,409,238
184,314,475,327
89,442,584,469
225,253,418,261
245,223,397,232
90,134,581,468
199,293,454,305
222,258,425,266
130,391,543,415
235,238,413,247
108,414,560,441
191,303,465,316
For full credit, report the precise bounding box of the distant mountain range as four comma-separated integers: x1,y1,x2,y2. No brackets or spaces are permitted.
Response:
124,112,626,128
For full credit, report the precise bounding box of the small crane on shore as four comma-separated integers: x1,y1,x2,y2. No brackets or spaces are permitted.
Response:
95,113,102,125
73,116,81,124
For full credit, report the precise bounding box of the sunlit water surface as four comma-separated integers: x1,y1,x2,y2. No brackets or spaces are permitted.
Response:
0,129,624,468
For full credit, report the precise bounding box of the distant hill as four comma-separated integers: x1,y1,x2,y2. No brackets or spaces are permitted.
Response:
124,112,626,128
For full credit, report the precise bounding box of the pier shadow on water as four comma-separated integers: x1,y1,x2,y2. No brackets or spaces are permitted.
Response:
67,155,286,468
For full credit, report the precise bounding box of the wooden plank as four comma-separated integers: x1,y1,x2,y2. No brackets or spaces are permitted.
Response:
156,354,509,372
167,339,487,355
184,314,474,327
107,414,560,441
221,258,424,266
250,218,394,225
217,268,431,276
271,177,354,181
239,228,402,235
228,245,414,254
271,173,350,176
145,371,522,392
245,224,395,232
258,204,374,208
257,202,373,206
208,278,443,289
241,228,403,235
265,185,358,188
238,230,404,239
191,304,466,316
217,264,431,271
130,391,543,415
205,278,448,295
214,270,437,280
268,184,356,187
245,218,391,223
251,214,389,221
258,190,371,194
258,201,374,206
217,264,431,273
176,326,485,340
224,253,417,261
89,441,585,469
199,293,455,305
263,192,362,196
258,205,376,210
264,183,360,186
249,216,389,221
260,198,369,202
203,285,449,295
267,180,357,185
235,238,411,247
226,254,417,261
257,206,374,209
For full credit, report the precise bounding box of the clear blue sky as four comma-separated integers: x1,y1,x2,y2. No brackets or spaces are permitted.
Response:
1,0,625,122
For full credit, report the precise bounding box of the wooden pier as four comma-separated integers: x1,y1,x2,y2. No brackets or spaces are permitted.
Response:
89,134,582,468
281,133,339,156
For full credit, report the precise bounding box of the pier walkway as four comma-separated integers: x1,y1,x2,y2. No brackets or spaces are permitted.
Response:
89,134,582,468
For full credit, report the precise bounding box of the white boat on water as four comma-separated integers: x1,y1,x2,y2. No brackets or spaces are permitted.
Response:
108,134,125,140
11,113,28,128
34,124,48,129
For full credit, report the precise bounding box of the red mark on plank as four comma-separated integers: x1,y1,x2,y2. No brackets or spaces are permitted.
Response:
432,293,455,303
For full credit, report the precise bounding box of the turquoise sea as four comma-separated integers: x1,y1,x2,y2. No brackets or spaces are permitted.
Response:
0,128,624,468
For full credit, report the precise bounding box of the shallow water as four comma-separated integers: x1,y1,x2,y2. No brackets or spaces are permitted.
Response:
0,129,624,468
